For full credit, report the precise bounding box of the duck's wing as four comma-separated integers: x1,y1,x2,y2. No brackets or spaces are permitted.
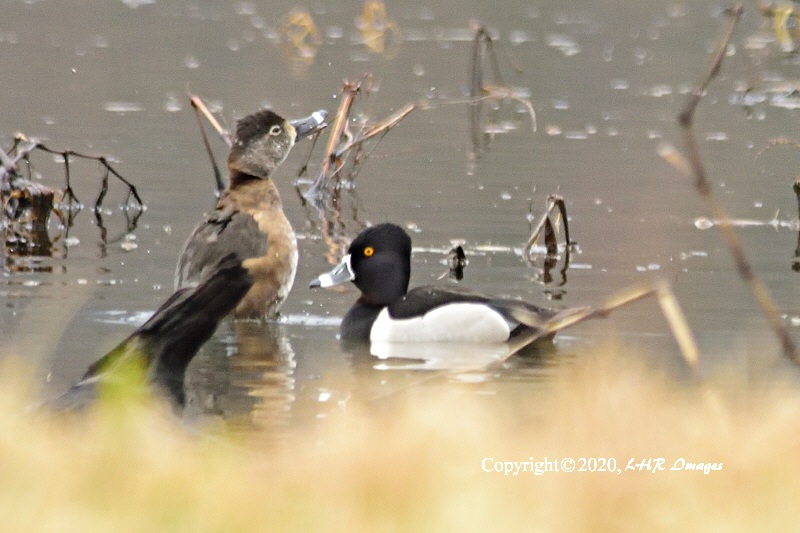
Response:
175,204,267,288
388,285,560,330
51,254,253,411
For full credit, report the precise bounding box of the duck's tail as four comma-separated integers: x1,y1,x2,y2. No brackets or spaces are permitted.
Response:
52,254,252,411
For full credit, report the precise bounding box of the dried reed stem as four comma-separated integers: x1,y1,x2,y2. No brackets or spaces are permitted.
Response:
667,4,800,365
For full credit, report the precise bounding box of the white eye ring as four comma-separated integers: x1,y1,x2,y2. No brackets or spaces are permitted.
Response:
269,125,282,136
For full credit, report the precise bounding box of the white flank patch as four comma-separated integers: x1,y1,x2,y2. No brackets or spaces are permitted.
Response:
370,303,510,343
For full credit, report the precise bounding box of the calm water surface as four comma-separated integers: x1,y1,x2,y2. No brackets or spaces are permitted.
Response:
2,0,800,429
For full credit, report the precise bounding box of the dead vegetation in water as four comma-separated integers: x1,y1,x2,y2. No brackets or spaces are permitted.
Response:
1,134,143,271
467,23,536,165
659,4,800,367
524,194,574,292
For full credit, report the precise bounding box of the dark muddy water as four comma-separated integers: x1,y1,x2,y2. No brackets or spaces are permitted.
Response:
2,1,800,428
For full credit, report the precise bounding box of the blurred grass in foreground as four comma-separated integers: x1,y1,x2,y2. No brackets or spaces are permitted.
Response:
0,346,798,532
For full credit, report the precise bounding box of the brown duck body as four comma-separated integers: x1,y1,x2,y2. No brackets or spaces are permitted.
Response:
175,173,297,318
174,108,326,319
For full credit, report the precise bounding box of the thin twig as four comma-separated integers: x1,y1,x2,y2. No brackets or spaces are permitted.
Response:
334,102,417,157
190,96,226,194
189,96,231,146
511,282,702,378
12,134,143,210
667,4,800,365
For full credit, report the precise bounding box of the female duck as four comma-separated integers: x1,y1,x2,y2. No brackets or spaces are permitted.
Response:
175,108,326,319
310,223,580,345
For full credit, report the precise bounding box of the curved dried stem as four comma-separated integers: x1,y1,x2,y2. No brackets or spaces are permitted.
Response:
664,5,800,365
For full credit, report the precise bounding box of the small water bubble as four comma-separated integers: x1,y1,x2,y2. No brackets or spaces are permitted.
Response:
546,125,562,136
104,102,143,114
646,130,663,140
546,34,581,56
650,85,672,97
500,192,512,200
65,237,80,247
326,25,343,39
77,279,88,285
509,30,532,44
235,1,256,16
594,198,603,205
611,79,629,90
227,38,241,51
705,131,728,141
565,131,588,140
184,55,200,69
121,241,138,252
153,284,162,291
250,15,264,29
93,36,109,48
647,264,661,271
121,0,155,7
413,64,425,76
552,99,570,110
164,94,182,113
163,225,172,235
754,201,763,208
22,280,41,287
694,217,714,230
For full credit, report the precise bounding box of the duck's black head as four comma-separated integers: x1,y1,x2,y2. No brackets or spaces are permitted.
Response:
349,224,411,305
228,108,327,180
310,223,412,307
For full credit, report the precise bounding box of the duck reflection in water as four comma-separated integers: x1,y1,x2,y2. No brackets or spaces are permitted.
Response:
182,320,297,435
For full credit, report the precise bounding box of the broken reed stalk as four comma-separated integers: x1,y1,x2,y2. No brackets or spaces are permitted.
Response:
469,25,504,98
665,4,800,365
304,74,416,201
524,195,571,261
307,75,372,197
512,282,702,377
190,96,227,194
794,179,800,269
467,24,537,161
334,102,417,157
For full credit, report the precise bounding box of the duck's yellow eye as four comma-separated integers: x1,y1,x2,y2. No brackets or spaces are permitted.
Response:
363,246,374,257
269,125,282,136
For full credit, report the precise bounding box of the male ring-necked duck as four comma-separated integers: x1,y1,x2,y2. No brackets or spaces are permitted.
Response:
309,223,579,346
50,254,253,411
175,108,327,319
